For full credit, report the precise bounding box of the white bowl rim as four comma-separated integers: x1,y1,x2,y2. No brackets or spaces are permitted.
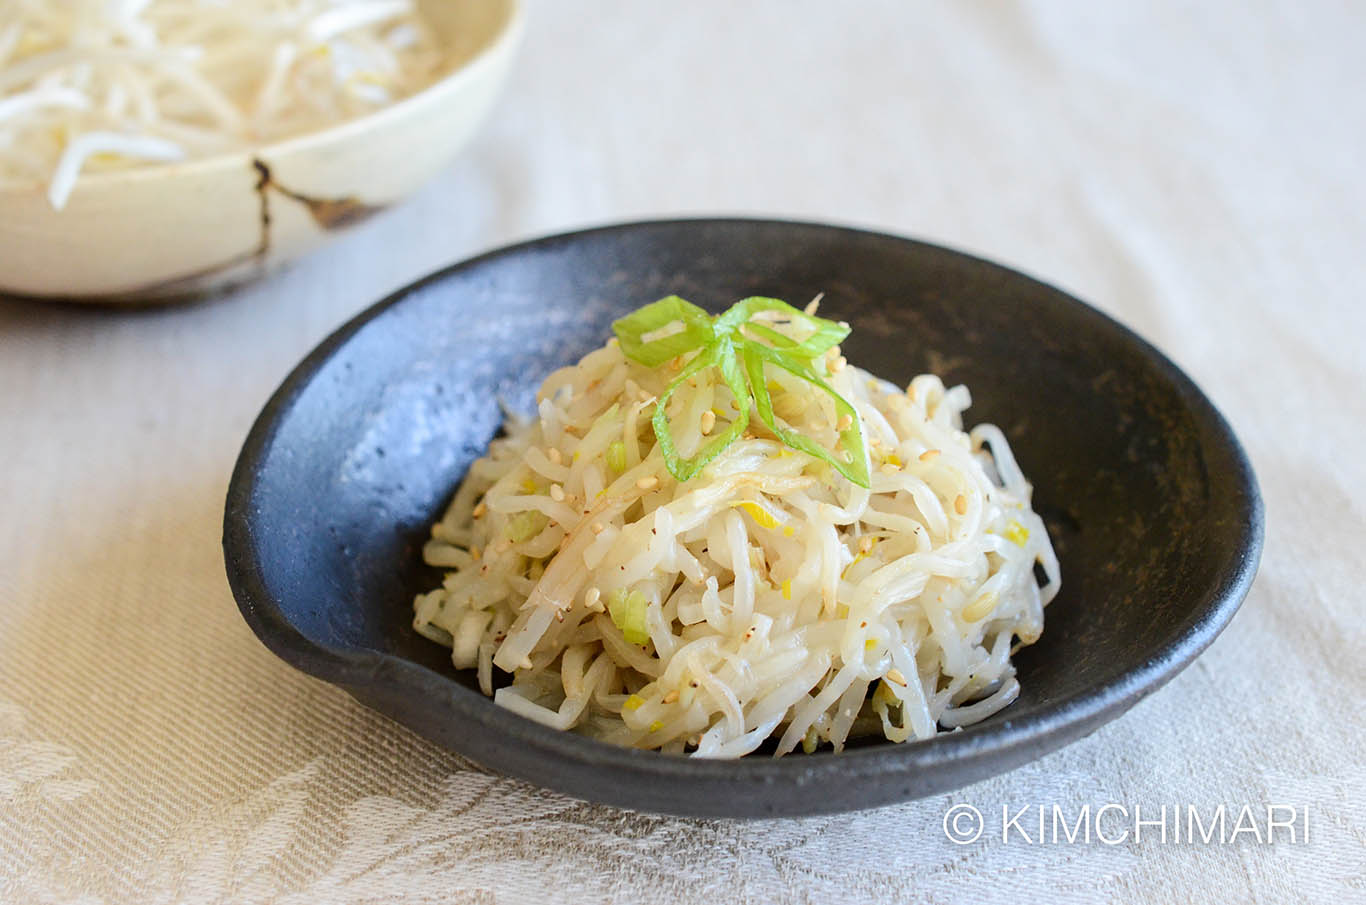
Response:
0,0,524,194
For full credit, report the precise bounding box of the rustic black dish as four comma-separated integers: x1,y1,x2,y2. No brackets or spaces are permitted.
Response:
223,218,1263,817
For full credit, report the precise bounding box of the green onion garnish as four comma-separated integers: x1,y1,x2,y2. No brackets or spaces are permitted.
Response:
611,296,870,487
605,440,627,475
608,588,651,645
506,510,547,543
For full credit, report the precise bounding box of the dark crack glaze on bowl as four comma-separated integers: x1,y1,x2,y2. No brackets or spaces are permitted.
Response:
223,218,1263,817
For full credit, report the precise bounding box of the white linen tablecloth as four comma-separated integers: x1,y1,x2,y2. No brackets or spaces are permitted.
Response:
2,2,1363,902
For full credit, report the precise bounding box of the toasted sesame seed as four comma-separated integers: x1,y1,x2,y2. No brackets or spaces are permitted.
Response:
662,689,679,704
830,356,847,373
836,413,853,431
546,447,562,464
472,501,486,518
549,483,565,502
636,476,659,490
590,522,605,534
919,449,940,462
669,355,684,372
885,668,908,686
469,546,481,561
954,494,967,515
700,409,716,435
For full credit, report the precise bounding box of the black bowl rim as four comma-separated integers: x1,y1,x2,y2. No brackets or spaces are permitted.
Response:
223,217,1264,801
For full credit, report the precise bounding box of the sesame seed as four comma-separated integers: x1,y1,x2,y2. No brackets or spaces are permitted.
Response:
830,356,847,373
879,462,900,475
549,483,565,502
591,522,605,535
919,449,940,462
636,476,658,490
584,587,601,608
662,690,679,704
885,668,908,686
546,448,562,464
700,410,716,435
669,356,683,372
858,535,875,553
519,657,533,670
472,501,486,518
954,494,967,515
836,413,853,431
469,546,481,561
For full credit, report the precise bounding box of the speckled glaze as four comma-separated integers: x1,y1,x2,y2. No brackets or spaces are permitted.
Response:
223,219,1263,817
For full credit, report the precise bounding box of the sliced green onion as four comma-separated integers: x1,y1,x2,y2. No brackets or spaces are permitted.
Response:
605,440,627,474
506,510,547,543
611,296,714,367
607,588,651,645
611,295,869,487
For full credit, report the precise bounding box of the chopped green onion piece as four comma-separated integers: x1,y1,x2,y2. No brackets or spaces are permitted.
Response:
506,510,547,543
611,296,715,367
605,440,627,474
608,588,651,645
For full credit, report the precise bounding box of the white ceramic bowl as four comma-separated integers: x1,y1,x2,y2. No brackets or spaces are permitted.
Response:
0,0,522,301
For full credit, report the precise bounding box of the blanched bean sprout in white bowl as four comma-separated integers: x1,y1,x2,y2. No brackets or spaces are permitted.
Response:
0,0,522,300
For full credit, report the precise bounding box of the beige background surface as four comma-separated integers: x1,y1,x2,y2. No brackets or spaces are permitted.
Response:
2,1,1364,902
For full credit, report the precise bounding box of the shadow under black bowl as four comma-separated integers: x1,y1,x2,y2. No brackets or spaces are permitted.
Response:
223,218,1263,817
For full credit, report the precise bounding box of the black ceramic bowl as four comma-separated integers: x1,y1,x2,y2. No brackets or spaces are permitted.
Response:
223,219,1262,817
